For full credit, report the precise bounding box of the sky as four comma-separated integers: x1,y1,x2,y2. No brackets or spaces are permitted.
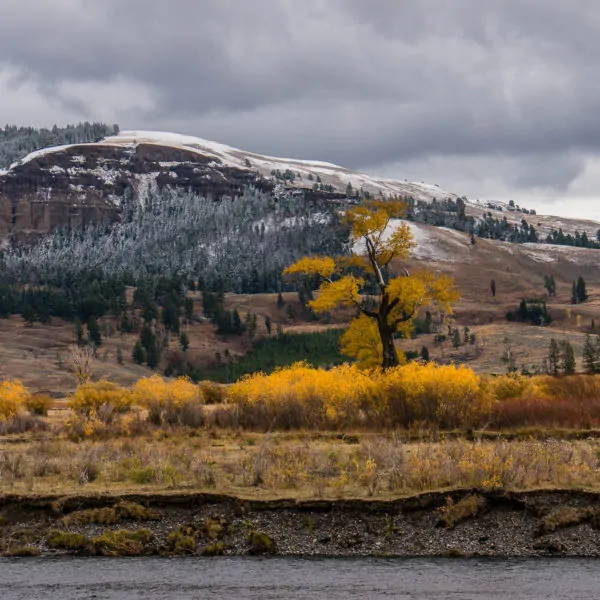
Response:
2,0,600,219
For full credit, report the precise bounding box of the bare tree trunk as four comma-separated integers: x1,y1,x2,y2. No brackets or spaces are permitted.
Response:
378,317,400,369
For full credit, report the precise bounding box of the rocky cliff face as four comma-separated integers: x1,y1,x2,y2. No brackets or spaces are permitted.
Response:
0,142,268,239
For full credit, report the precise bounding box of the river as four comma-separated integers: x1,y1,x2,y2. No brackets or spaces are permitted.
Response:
1,557,599,599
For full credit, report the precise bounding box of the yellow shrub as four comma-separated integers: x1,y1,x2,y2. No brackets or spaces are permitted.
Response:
198,381,225,405
132,375,204,426
384,362,488,428
229,361,379,428
25,393,53,416
486,374,539,401
0,380,30,421
69,381,133,419
229,361,488,429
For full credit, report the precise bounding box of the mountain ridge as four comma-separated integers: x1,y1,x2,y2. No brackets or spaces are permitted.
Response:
0,129,598,245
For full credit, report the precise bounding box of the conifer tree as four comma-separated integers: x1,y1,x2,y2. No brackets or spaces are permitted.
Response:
87,316,102,347
548,338,560,375
560,341,576,374
277,292,285,309
132,340,146,365
179,332,190,352
577,276,588,303
583,334,597,374
74,317,84,345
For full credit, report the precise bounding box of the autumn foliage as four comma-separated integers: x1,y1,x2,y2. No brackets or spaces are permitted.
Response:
132,375,204,426
228,361,490,430
0,380,30,421
284,200,459,368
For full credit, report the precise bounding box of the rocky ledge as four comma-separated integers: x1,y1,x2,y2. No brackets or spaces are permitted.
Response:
2,489,600,558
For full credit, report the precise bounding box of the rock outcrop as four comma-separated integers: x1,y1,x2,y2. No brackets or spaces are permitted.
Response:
0,142,266,239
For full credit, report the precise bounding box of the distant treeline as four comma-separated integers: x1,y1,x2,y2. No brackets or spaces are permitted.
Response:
0,122,119,169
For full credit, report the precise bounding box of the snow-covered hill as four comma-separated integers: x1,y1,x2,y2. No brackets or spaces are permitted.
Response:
2,129,600,244
8,130,457,204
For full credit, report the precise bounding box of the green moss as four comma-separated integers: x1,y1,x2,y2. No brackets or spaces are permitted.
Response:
62,502,161,527
247,530,275,555
164,524,199,555
443,547,464,558
91,529,154,557
46,530,90,551
202,516,227,540
201,541,224,556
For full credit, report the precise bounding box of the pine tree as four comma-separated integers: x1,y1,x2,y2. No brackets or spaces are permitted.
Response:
571,282,579,304
548,338,560,375
577,276,588,303
277,292,285,309
87,316,102,346
74,317,84,345
21,303,36,325
132,341,145,365
179,331,190,352
490,279,496,297
583,334,597,374
265,315,272,336
162,299,180,334
560,341,576,374
452,328,461,348
233,309,244,335
420,345,430,362
184,297,194,321
146,345,160,369
286,304,296,321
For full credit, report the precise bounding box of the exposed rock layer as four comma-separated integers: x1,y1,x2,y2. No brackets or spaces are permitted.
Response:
3,489,600,557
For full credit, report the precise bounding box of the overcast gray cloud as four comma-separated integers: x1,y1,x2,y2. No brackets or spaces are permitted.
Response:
2,0,600,217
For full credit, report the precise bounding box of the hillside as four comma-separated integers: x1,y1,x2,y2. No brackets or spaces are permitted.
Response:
0,129,599,392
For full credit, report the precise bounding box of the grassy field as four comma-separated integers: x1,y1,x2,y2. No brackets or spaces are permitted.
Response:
3,426,600,499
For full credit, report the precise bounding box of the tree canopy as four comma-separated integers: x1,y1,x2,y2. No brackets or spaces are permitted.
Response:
284,200,459,368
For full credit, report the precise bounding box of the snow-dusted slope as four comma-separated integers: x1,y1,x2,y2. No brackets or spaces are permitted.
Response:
21,129,456,203
5,129,600,241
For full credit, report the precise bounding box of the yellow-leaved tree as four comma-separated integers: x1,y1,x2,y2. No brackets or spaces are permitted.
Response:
283,200,459,368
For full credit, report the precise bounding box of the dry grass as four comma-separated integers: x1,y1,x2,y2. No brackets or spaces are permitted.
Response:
2,431,600,499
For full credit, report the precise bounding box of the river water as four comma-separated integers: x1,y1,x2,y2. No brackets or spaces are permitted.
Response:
1,557,599,599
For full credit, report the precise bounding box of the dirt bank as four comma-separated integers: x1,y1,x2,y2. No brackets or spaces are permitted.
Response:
2,489,600,557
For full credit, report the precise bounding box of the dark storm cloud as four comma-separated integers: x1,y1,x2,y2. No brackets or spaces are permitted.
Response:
2,0,600,200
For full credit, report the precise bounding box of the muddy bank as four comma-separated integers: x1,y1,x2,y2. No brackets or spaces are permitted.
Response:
2,489,600,557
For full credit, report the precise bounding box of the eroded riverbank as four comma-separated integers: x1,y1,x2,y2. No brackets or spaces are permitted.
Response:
3,489,600,557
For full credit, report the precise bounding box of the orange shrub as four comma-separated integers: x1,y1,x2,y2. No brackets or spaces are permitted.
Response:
0,380,30,421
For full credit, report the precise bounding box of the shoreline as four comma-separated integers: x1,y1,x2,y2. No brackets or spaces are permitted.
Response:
3,489,600,558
